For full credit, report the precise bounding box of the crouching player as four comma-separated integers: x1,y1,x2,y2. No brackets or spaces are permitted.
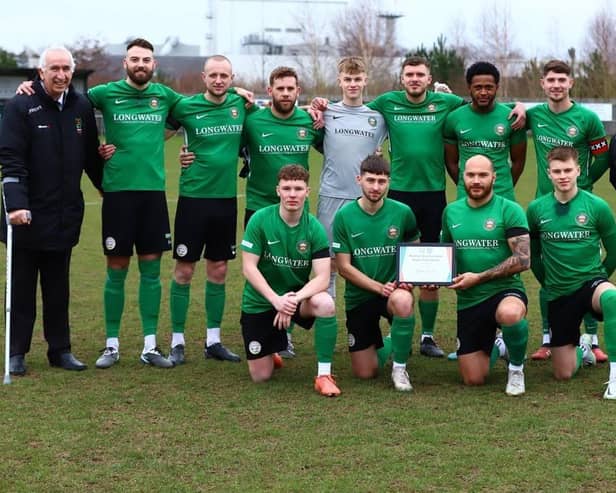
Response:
240,165,340,396
527,146,616,399
333,155,419,391
442,155,530,396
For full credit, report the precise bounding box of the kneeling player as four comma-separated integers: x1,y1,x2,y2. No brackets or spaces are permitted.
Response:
528,146,616,399
333,155,419,391
240,165,340,396
442,155,530,396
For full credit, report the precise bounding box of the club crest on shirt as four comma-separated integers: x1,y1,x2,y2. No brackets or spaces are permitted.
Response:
427,104,437,112
575,213,588,226
483,218,496,231
296,240,309,253
297,128,308,139
567,126,578,137
494,123,505,136
230,107,239,119
75,117,82,135
150,98,159,109
368,116,377,127
387,225,400,239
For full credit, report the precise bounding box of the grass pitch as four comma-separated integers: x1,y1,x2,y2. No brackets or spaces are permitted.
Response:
1,137,616,492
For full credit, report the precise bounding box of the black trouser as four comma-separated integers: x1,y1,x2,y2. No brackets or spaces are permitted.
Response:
9,248,72,359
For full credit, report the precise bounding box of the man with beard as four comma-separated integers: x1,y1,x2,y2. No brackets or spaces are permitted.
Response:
526,60,610,362
442,155,530,396
444,62,527,202
89,38,182,369
241,66,323,227
333,155,419,391
164,55,254,364
527,146,616,399
241,66,323,358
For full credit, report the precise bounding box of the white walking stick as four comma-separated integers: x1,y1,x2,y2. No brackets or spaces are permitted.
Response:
2,185,12,384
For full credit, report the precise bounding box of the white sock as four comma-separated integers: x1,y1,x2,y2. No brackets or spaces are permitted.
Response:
508,363,524,372
421,334,432,342
206,327,221,347
392,362,406,370
143,335,156,353
171,332,185,348
317,362,331,376
495,337,507,357
287,331,293,344
610,362,616,382
591,334,599,346
542,333,551,345
106,338,119,351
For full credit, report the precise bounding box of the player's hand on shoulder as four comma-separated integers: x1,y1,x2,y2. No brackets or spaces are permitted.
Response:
509,102,527,130
235,86,255,107
310,97,329,112
307,107,324,129
16,80,34,95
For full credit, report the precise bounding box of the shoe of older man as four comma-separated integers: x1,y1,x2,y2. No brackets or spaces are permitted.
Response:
9,354,26,376
49,352,87,371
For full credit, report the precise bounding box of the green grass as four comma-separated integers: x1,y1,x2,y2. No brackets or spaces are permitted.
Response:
1,137,616,492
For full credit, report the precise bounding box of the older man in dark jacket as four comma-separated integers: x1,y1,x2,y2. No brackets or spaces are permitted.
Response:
0,46,102,375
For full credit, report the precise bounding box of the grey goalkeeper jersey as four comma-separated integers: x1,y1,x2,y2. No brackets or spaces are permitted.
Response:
319,101,388,199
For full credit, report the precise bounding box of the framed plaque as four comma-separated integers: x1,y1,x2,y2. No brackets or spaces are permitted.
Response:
396,243,455,286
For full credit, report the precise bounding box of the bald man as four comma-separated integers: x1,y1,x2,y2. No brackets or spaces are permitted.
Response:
441,155,530,396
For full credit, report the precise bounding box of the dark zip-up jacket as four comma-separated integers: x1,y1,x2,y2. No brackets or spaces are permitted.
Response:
0,80,103,250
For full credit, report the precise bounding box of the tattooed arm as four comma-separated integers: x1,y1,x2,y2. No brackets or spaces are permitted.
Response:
449,233,530,290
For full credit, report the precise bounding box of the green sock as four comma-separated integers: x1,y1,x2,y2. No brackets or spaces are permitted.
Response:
600,290,616,362
490,344,500,369
501,319,529,366
377,335,392,368
314,316,337,363
138,258,161,337
205,280,225,328
287,323,295,336
170,280,190,333
575,346,583,374
104,267,127,338
539,287,550,336
418,299,438,336
583,312,599,336
391,316,415,365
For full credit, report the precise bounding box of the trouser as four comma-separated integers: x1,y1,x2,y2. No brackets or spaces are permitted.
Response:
9,248,72,359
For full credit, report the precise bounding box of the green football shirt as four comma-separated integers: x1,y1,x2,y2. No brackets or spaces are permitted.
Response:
171,93,253,198
88,80,182,192
240,204,329,313
527,189,616,300
443,103,527,201
242,107,323,211
367,91,464,192
441,194,528,309
332,198,419,310
527,102,609,197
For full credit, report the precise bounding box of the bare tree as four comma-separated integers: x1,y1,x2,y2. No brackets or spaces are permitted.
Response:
333,0,402,96
475,0,524,98
291,10,338,98
584,3,616,68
